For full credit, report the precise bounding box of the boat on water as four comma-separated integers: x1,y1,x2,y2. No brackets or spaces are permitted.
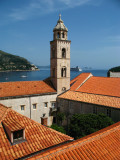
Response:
70,66,82,72
20,75,27,78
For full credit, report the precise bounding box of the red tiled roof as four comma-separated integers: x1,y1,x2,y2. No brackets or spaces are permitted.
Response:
66,73,120,108
0,104,73,159
58,90,120,109
77,76,120,97
0,79,56,98
2,118,24,132
28,122,120,160
70,73,92,91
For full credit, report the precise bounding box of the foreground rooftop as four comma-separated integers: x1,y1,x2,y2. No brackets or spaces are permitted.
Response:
28,122,120,159
0,104,73,159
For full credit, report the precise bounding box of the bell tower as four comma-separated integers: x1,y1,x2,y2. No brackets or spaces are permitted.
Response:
50,15,71,94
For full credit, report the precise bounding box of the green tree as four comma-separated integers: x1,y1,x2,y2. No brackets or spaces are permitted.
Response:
69,113,114,139
107,66,120,77
56,112,65,125
50,124,66,134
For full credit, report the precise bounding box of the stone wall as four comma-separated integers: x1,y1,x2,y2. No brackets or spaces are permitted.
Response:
109,72,120,77
0,93,57,126
57,98,120,123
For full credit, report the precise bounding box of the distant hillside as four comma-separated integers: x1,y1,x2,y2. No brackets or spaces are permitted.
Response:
0,50,38,71
107,66,120,77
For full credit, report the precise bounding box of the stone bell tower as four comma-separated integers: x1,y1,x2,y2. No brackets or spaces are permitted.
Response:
50,15,71,94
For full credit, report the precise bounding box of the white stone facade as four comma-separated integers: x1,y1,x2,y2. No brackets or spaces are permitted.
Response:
0,93,57,126
109,72,120,77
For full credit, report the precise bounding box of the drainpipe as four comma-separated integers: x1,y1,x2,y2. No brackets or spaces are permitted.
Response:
29,97,31,119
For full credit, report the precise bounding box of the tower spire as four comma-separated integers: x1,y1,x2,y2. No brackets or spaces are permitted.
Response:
59,14,61,20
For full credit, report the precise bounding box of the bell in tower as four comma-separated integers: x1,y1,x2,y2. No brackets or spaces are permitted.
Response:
50,15,71,94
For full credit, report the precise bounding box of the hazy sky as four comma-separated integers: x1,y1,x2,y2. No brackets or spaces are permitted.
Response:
0,0,120,69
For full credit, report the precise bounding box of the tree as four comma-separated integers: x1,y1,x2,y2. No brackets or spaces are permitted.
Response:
56,112,65,125
107,66,120,77
69,113,114,139
50,124,66,134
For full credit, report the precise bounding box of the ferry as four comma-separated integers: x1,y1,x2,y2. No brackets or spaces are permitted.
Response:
20,75,27,78
70,66,82,72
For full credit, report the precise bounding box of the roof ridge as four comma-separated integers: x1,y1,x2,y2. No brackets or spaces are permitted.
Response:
75,91,120,98
75,90,120,98
0,80,43,84
93,76,120,79
75,73,92,91
70,72,92,81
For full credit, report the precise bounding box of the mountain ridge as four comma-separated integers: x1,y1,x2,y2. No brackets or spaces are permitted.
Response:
0,50,38,71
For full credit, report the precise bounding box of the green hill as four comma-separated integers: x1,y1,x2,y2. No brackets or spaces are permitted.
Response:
107,66,120,77
0,50,37,71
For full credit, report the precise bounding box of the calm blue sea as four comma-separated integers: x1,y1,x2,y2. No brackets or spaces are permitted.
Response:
0,68,108,82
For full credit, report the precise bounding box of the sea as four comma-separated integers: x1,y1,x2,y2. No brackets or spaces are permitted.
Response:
0,68,108,82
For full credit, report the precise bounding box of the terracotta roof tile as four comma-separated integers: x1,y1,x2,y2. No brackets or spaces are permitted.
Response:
2,118,24,132
0,104,73,159
70,73,92,91
0,80,56,98
58,90,120,109
77,76,120,97
28,122,120,160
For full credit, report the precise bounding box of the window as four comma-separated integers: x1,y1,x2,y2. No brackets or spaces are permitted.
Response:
21,105,25,111
43,113,46,117
51,102,56,108
107,108,111,117
13,130,23,141
57,32,60,38
62,48,66,58
93,106,97,114
62,32,64,38
44,102,48,107
62,87,66,91
33,104,37,110
61,67,66,77
53,117,56,123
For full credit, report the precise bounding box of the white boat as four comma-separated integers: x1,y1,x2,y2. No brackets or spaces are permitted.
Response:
20,75,27,78
71,66,82,72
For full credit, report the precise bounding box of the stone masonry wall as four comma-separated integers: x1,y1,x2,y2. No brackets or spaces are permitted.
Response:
57,98,120,123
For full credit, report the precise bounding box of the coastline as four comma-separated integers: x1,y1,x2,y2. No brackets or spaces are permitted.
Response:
0,69,40,72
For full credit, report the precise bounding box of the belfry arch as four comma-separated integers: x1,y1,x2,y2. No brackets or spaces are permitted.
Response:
62,48,66,58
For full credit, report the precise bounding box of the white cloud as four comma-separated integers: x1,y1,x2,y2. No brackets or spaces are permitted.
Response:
9,0,100,21
59,0,91,8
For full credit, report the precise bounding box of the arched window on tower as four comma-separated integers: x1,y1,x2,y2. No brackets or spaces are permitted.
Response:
62,48,66,58
62,32,64,38
57,32,60,39
61,67,66,77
